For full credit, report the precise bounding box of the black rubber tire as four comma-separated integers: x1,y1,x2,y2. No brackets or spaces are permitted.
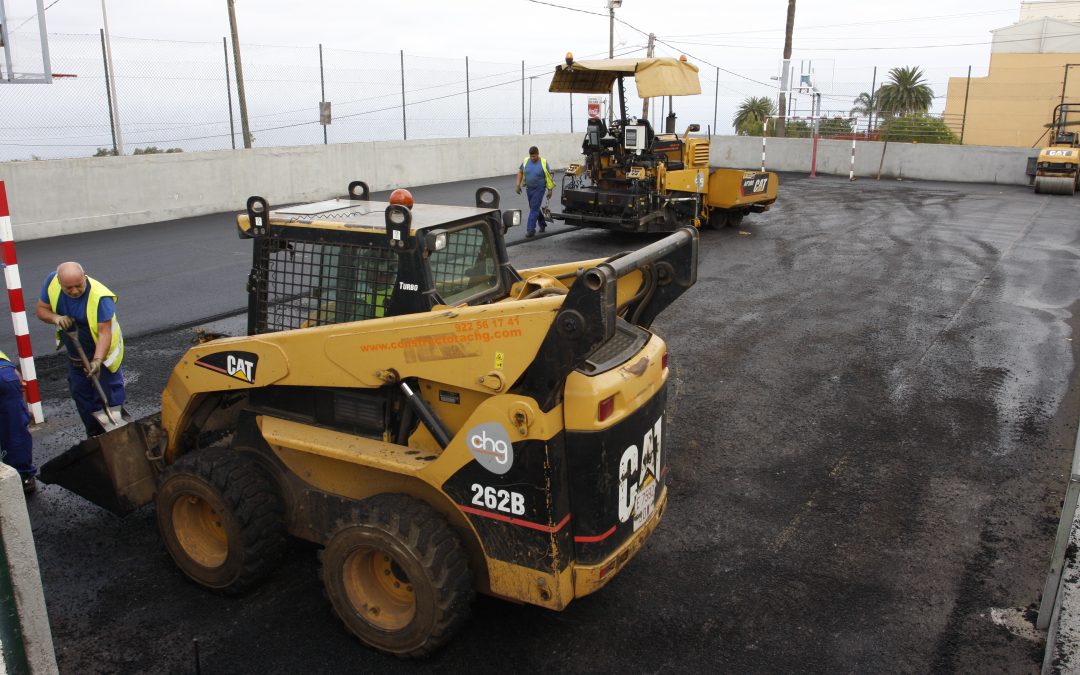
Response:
726,210,745,228
321,494,473,658
706,209,728,229
155,448,286,595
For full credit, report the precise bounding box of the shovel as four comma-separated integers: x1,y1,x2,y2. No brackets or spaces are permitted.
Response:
541,192,553,222
61,329,127,432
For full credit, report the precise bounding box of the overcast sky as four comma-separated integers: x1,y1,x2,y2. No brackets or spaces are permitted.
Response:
10,0,1026,98
0,0,1042,159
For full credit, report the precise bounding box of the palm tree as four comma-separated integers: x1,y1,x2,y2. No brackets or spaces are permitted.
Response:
776,0,796,137
876,66,934,116
733,96,776,136
850,91,877,118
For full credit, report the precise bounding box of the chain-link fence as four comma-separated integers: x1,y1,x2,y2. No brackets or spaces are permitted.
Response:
1,33,981,162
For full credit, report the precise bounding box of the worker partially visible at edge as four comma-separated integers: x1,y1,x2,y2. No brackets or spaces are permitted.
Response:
34,262,126,437
0,351,35,494
515,145,555,238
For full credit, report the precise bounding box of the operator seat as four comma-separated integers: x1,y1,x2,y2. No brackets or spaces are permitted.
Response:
584,118,607,151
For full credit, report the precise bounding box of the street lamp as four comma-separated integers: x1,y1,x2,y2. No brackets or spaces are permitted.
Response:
528,75,539,134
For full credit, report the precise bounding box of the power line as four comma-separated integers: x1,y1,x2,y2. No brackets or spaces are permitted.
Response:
666,9,1017,38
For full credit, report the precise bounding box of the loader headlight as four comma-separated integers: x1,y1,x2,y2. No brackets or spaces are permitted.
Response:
427,229,448,252
503,210,522,229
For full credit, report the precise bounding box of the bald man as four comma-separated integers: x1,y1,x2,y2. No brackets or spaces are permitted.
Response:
35,262,126,437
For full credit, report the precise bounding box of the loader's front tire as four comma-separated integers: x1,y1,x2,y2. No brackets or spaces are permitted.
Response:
156,448,286,595
322,494,473,658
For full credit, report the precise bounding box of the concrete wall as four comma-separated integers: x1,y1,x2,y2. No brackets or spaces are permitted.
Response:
0,465,57,674
0,134,581,241
709,135,1038,185
0,133,1041,241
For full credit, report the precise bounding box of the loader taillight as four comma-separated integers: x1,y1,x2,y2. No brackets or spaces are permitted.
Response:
598,395,615,422
662,351,669,370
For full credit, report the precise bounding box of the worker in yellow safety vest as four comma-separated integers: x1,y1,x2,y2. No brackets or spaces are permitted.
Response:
515,145,555,238
35,261,126,437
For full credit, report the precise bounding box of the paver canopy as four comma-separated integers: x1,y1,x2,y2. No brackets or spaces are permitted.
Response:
548,57,701,98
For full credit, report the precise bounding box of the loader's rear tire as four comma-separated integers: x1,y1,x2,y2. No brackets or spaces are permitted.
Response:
156,448,286,595
322,494,473,658
726,211,745,229
706,209,727,229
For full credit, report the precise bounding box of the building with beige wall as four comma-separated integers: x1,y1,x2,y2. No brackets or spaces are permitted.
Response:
943,11,1080,147
1020,0,1080,23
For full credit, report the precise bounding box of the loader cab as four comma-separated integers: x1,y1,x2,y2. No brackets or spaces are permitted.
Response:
237,184,522,335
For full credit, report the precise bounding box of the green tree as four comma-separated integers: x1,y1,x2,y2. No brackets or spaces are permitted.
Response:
733,96,776,136
783,120,813,138
818,117,855,137
878,114,959,144
132,146,183,155
850,91,878,118
876,66,934,116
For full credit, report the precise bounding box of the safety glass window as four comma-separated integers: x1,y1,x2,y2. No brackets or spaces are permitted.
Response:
429,222,499,305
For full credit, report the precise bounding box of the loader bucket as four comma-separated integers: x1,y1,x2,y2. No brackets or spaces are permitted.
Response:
39,413,161,516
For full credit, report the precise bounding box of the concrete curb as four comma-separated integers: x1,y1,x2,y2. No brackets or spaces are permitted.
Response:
0,464,57,674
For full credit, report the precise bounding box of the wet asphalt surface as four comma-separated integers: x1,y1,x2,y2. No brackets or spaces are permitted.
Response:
15,173,1080,673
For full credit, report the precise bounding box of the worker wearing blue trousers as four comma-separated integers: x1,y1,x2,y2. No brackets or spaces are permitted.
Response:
35,262,126,438
515,145,555,237
0,350,35,495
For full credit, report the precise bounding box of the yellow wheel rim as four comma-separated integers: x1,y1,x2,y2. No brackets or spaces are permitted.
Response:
172,493,228,568
342,546,415,631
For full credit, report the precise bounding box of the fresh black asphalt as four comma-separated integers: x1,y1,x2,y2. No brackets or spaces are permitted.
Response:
17,173,1078,672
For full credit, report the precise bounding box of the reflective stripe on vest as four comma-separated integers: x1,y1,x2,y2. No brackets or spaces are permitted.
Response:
48,275,125,372
521,156,554,190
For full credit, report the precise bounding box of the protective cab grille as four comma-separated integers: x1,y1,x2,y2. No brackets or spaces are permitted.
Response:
252,238,399,334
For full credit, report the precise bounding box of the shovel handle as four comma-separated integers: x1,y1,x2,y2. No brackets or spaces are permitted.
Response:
60,330,117,424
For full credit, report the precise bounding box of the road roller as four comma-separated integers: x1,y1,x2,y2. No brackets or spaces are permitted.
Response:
1034,102,1080,195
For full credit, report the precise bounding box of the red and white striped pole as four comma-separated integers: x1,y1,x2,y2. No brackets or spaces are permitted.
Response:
849,134,857,181
0,182,43,423
761,132,767,172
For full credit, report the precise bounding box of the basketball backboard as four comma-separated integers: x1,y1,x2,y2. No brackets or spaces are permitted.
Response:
0,0,53,83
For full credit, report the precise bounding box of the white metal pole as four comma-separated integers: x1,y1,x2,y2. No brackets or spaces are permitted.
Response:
35,0,52,83
101,0,123,154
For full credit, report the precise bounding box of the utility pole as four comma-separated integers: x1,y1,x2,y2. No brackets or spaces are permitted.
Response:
642,32,655,120
607,0,621,124
101,0,123,154
776,0,796,138
227,0,252,148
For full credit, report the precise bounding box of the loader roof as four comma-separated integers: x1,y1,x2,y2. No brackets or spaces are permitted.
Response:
238,198,497,235
548,56,701,98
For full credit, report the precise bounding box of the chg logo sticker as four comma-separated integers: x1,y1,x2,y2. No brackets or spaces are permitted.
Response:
466,422,514,474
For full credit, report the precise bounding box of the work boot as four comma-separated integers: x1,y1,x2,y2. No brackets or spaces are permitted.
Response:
526,231,535,238
21,474,37,495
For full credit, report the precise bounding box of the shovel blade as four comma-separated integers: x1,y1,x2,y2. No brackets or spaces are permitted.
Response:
92,405,130,432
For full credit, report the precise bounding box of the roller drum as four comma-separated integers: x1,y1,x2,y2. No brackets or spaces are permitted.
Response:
1034,175,1077,195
